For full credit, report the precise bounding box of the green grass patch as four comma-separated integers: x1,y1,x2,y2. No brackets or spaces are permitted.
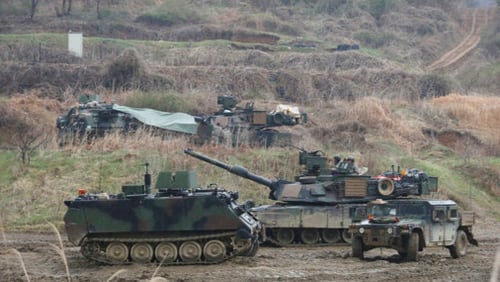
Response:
1,142,499,230
124,91,194,113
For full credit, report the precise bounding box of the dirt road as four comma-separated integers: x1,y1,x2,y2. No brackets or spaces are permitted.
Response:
1,219,499,282
425,8,490,71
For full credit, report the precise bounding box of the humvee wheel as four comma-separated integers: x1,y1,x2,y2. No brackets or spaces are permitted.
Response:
449,230,468,258
300,229,319,244
81,241,101,258
274,229,295,244
179,241,202,262
106,242,129,262
155,242,177,262
130,243,153,263
405,232,419,261
321,229,340,243
352,237,364,259
203,240,226,261
341,229,353,244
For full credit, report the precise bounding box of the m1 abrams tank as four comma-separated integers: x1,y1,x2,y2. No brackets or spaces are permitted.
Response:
184,148,437,247
194,95,307,147
63,164,260,265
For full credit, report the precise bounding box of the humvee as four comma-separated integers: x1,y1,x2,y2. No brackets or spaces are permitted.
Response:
349,199,478,261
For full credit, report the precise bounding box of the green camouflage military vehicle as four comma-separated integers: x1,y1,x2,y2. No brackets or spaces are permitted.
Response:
195,95,307,147
63,164,260,265
56,95,197,145
184,148,436,247
349,198,478,261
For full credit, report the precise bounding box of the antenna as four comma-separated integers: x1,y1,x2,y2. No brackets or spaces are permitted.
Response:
98,142,103,191
144,162,151,194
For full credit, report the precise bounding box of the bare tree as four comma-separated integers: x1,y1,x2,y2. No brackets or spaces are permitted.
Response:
96,0,102,19
9,116,48,166
0,104,48,166
56,0,72,17
30,0,41,19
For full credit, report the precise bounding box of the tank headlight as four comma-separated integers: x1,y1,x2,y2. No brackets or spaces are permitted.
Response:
387,227,393,234
359,227,365,234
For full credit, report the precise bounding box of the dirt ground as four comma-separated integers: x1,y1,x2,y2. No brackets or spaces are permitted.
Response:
1,217,499,282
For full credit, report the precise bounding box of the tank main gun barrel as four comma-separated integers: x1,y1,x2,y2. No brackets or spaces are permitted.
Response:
184,148,275,189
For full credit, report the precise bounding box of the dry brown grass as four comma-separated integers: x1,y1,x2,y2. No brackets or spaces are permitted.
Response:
48,222,70,282
492,247,500,282
428,93,500,146
106,269,128,282
9,248,30,282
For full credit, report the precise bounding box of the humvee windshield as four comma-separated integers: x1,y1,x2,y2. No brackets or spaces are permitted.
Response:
370,203,427,219
371,205,396,217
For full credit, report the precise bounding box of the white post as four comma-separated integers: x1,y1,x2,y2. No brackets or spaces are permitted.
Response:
68,31,83,57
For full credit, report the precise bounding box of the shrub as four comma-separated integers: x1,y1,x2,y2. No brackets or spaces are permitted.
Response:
418,74,452,99
135,0,201,26
481,19,500,58
367,0,393,21
353,30,396,48
103,48,144,90
124,91,193,113
313,0,348,15
0,0,29,17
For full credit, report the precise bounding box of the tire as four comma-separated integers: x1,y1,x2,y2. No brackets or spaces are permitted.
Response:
404,232,419,261
449,230,468,258
352,237,364,259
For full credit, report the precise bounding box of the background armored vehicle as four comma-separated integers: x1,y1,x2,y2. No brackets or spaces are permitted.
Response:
63,164,260,265
184,148,436,247
57,95,198,145
194,95,307,147
349,198,478,261
57,99,140,144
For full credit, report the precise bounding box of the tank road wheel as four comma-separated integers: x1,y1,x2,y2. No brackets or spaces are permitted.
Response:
274,229,295,245
203,240,226,261
352,237,364,259
300,229,319,244
155,242,178,263
179,241,202,262
341,229,353,244
130,243,153,263
106,242,129,262
404,232,419,261
242,240,259,257
449,230,468,258
81,241,101,259
321,229,340,243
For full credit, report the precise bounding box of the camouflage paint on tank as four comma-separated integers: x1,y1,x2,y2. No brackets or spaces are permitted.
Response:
184,148,439,246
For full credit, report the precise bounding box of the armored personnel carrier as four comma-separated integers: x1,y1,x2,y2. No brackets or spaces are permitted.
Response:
63,164,260,265
349,198,478,261
194,95,307,147
184,148,436,247
57,95,197,145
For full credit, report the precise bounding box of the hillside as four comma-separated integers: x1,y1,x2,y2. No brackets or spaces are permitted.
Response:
0,1,499,281
0,0,498,225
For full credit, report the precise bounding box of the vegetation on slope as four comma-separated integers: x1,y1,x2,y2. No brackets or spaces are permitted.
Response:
0,0,498,231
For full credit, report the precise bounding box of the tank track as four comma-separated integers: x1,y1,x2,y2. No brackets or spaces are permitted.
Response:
80,231,255,265
263,228,351,247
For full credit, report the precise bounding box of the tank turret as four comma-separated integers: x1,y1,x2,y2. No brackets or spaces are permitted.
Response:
194,95,307,147
184,148,425,204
